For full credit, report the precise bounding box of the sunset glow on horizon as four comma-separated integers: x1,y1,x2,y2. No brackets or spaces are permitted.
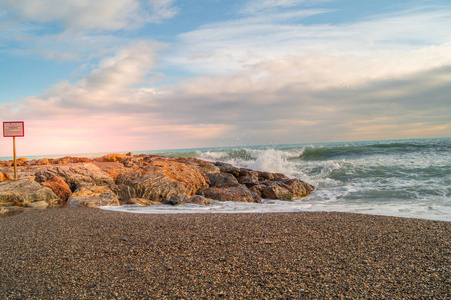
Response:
1,0,450,157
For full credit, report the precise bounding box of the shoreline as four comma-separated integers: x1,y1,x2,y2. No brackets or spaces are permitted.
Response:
1,208,449,299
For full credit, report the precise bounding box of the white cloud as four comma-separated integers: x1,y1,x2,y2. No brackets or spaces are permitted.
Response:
240,0,331,15
0,0,178,31
167,6,451,75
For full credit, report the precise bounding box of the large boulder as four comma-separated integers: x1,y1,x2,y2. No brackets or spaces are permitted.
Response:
68,184,120,208
207,173,241,188
251,178,314,200
143,158,209,195
115,158,208,203
34,163,114,191
0,179,60,207
40,176,72,202
116,171,191,203
199,186,262,203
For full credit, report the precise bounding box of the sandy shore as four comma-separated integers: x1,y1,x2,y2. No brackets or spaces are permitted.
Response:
0,209,449,299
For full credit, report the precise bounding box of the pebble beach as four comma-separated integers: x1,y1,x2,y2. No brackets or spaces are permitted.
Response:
0,208,449,299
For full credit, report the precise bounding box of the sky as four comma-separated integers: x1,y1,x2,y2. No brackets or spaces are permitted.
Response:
1,0,450,157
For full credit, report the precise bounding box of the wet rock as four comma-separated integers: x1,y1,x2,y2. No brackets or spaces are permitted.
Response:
200,186,262,203
207,173,241,188
67,184,120,208
0,178,60,207
163,195,186,206
185,195,219,206
237,169,260,188
215,162,240,177
262,179,314,200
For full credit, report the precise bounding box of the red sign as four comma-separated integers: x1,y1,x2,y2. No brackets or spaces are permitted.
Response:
3,122,25,137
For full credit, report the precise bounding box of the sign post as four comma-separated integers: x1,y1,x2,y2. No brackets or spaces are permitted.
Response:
3,122,25,180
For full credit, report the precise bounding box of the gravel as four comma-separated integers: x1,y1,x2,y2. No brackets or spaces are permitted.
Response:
0,208,449,299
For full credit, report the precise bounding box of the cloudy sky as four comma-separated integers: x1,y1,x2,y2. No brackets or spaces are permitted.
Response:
1,0,450,157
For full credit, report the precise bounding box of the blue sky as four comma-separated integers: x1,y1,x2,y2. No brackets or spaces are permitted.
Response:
0,0,450,156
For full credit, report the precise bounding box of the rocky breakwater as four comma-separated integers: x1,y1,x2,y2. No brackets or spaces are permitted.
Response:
0,153,314,214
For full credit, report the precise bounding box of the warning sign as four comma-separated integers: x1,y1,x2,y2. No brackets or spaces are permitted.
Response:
3,122,24,137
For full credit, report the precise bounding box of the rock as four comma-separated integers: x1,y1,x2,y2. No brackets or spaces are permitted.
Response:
96,153,127,163
67,184,120,208
26,200,49,209
200,186,262,203
117,171,191,203
185,195,219,206
261,179,314,200
34,163,114,191
207,173,241,188
0,179,60,207
140,158,209,196
0,171,13,182
128,198,160,206
40,176,72,202
29,158,50,166
258,171,288,181
237,169,260,188
215,162,240,177
52,156,91,164
121,156,145,168
110,184,135,204
249,184,266,197
163,195,186,206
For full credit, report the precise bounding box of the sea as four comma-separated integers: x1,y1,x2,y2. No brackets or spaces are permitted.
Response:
5,137,451,221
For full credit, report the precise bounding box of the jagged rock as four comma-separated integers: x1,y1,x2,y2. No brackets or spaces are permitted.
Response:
215,162,240,177
34,163,114,191
117,171,191,203
237,169,260,187
110,184,135,204
121,156,145,168
40,176,72,202
185,195,219,206
258,171,288,181
67,184,119,208
0,171,13,182
136,158,209,195
0,179,60,207
199,186,262,203
207,173,241,188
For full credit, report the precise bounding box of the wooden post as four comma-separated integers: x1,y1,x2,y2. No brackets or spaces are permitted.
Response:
13,136,17,180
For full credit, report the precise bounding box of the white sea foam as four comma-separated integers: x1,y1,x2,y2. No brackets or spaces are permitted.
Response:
101,199,451,222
